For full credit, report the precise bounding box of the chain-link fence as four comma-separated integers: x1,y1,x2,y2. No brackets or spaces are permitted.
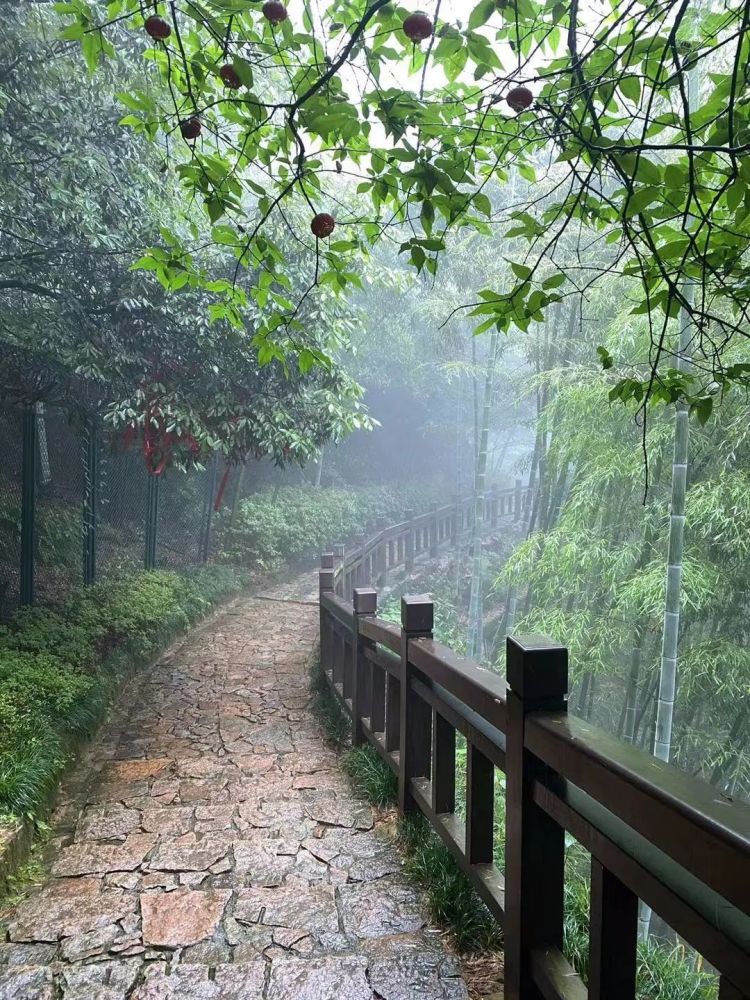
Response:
0,402,224,618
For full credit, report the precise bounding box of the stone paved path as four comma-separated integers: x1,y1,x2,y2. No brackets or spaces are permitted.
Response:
0,574,468,999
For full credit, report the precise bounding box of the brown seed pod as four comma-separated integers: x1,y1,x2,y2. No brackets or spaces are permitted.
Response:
180,117,202,140
310,213,336,238
506,86,533,113
144,15,171,40
219,64,242,89
403,11,433,42
262,1,288,25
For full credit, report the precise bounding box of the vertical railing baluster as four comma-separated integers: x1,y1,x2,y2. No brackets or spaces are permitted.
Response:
466,743,494,864
333,543,345,596
405,510,415,572
352,587,377,746
333,626,345,689
588,859,638,1000
431,710,455,814
719,978,747,999
371,656,386,736
318,557,335,678
385,669,401,754
514,477,523,522
505,634,568,1000
376,520,388,587
398,595,433,815
429,502,439,558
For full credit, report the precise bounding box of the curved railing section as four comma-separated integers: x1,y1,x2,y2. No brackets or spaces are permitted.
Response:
317,514,750,998
328,481,530,603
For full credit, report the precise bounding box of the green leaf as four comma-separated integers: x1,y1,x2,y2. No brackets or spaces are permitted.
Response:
468,0,496,30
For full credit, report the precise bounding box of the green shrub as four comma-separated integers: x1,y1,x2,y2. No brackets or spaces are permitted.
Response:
216,483,443,570
0,565,246,818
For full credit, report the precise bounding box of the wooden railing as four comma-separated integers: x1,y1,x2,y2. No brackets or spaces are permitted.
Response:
318,553,750,998
329,480,530,603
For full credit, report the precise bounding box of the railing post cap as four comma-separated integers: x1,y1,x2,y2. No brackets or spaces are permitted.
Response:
353,587,377,614
320,552,334,569
506,634,568,701
401,594,434,633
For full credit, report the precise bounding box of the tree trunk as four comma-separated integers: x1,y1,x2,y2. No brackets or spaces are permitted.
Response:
466,327,501,660
229,463,247,529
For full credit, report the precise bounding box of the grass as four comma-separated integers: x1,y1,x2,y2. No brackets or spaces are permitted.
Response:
398,811,502,952
343,744,398,808
309,655,350,746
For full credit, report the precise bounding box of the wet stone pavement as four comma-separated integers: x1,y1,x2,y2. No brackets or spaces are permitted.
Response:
0,575,468,999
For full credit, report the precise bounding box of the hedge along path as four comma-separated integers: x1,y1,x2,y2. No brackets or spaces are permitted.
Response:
0,571,469,999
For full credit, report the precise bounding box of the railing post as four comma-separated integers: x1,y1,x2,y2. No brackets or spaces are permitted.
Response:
491,486,499,529
318,554,335,674
514,478,523,522
398,595,433,815
405,509,415,572
20,402,37,606
429,502,439,558
352,587,377,747
504,634,568,1000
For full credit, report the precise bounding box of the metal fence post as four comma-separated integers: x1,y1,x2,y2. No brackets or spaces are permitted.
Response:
20,402,37,606
145,472,160,570
398,594,434,815
504,635,568,1000
199,453,219,563
83,415,99,585
352,587,377,747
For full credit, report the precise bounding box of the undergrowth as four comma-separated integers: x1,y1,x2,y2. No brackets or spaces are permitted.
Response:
0,565,246,820
216,483,443,571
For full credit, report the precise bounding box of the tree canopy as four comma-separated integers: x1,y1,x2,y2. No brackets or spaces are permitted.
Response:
56,0,750,427
1,4,371,469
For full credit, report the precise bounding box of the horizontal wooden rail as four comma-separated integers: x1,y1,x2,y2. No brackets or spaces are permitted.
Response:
330,481,531,603
318,559,750,1000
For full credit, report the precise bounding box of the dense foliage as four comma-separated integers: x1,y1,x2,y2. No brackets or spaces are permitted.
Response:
0,566,246,817
59,0,750,415
217,482,443,569
1,5,370,470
